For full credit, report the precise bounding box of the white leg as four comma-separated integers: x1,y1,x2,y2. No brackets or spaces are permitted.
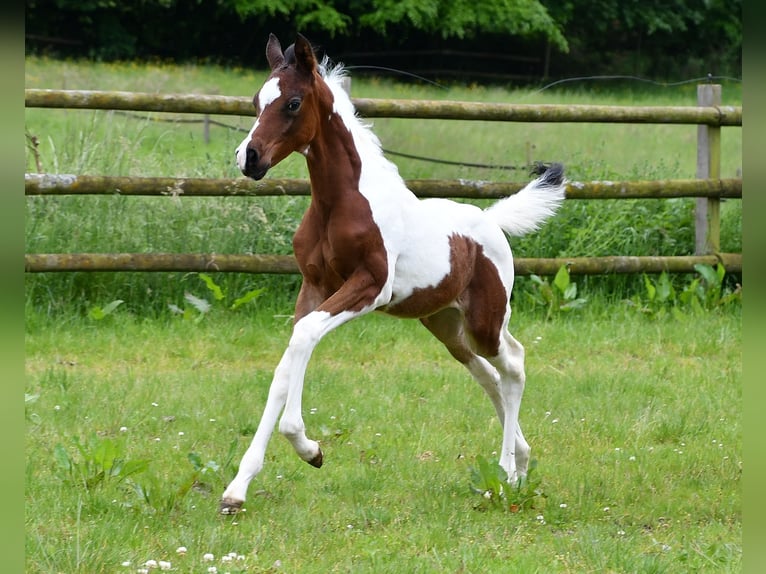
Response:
220,310,357,513
219,363,289,512
489,332,528,481
420,310,529,481
514,422,531,476
466,356,504,424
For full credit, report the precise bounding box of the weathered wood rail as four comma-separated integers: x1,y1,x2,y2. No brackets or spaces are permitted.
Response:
25,88,742,125
24,252,741,276
24,85,742,277
25,173,742,200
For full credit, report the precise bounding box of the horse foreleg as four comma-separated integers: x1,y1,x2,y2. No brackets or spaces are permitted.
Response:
220,306,367,514
220,354,291,514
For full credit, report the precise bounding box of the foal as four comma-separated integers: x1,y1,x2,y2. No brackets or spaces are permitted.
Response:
221,33,566,514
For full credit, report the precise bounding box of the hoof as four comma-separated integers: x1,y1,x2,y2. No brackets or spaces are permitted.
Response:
219,497,244,515
307,448,323,468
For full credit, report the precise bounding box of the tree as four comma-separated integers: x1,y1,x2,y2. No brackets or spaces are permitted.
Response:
230,0,568,50
25,0,740,78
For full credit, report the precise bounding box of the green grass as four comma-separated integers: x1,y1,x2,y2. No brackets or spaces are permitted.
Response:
25,305,741,573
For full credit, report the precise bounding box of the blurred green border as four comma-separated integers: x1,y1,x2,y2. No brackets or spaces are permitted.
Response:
5,6,26,573
742,3,763,574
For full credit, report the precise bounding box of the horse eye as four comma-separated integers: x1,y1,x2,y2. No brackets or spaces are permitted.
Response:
286,99,302,113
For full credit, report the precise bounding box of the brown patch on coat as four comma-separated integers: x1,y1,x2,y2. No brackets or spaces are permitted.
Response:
283,67,388,319
384,234,507,358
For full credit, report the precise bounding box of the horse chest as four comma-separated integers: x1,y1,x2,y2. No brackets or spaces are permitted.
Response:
294,207,388,287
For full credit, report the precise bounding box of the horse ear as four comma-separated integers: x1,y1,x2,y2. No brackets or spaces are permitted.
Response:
294,33,317,76
266,33,284,70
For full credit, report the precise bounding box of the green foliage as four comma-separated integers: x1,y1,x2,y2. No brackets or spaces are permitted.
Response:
356,0,567,48
232,0,351,37
628,263,741,319
87,298,124,320
128,444,237,514
25,0,740,78
469,456,546,513
53,435,149,491
543,0,741,77
526,265,587,319
168,273,266,321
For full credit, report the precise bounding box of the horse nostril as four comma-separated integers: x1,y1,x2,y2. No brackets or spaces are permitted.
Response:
246,147,259,168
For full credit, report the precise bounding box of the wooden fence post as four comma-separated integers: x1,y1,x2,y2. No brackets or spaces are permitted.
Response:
695,84,721,254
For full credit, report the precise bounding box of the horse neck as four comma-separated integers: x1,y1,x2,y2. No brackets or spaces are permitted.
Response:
304,104,365,210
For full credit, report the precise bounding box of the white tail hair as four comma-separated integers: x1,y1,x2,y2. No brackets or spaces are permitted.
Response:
485,163,567,237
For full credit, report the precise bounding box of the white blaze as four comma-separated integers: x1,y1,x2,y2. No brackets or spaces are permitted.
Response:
235,77,282,171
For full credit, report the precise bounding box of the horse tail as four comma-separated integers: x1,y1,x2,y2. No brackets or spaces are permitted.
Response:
484,162,567,237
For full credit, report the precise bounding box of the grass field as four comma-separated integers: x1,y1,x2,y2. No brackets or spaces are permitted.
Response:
25,56,742,572
25,306,741,573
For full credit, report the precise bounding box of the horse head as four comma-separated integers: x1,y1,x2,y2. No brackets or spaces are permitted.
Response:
235,34,327,180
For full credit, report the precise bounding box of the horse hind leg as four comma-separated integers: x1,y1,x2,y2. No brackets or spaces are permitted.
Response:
487,327,531,480
419,309,509,455
421,304,531,482
460,281,531,481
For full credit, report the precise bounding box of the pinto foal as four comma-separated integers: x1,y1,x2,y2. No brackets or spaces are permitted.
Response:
220,33,566,514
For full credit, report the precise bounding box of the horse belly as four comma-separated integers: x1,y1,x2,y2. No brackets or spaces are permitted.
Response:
383,234,476,318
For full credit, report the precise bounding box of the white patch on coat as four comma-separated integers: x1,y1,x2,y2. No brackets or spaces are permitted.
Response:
235,77,282,171
320,66,514,307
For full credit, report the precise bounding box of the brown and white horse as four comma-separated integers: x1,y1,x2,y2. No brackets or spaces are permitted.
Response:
221,33,566,514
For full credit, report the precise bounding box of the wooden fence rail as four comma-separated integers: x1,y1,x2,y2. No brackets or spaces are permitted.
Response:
25,86,742,277
24,253,742,276
24,173,743,200
25,89,743,125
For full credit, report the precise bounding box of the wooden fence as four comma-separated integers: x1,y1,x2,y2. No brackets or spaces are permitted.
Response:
24,85,742,276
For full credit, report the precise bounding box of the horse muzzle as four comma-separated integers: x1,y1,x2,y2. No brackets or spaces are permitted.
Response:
235,144,271,180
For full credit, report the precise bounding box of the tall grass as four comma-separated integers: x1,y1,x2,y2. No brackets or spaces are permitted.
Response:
24,57,742,316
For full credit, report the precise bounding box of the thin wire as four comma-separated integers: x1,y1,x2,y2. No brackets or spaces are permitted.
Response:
345,65,448,89
530,74,742,95
381,148,525,170
103,71,741,172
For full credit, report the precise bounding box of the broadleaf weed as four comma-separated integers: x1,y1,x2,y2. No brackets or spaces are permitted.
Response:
527,265,587,319
88,299,124,320
168,273,266,320
628,263,741,318
53,435,149,492
469,456,546,513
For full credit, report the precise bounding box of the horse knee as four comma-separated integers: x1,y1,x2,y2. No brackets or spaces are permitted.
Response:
289,313,326,350
500,337,526,383
278,416,304,439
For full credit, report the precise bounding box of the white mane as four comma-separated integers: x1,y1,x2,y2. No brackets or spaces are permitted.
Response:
319,58,401,178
